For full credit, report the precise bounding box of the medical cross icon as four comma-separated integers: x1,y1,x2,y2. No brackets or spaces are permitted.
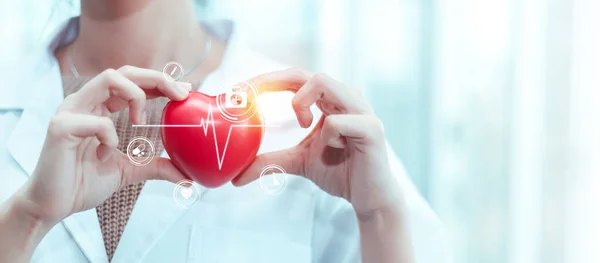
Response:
230,94,244,106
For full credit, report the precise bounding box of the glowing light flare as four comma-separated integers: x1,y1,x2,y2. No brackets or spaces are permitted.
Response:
256,92,299,125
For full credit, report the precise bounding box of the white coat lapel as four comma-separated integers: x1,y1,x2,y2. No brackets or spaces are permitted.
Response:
6,55,110,263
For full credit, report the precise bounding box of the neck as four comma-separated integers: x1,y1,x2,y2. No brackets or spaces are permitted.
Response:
74,0,205,73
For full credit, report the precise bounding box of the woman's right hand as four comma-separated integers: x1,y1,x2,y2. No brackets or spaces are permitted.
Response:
19,66,191,226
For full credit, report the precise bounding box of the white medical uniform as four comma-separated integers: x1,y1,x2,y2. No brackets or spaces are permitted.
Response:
0,18,451,263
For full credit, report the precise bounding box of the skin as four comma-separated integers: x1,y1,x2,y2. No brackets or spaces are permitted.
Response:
234,69,415,262
0,1,415,263
57,0,226,81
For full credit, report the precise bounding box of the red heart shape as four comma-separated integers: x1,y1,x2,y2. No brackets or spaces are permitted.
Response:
161,91,264,188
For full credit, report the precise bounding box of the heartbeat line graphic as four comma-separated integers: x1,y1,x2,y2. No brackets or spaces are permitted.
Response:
132,105,273,170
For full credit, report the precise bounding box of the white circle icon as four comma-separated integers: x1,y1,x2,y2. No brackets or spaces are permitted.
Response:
173,180,202,208
126,136,155,166
259,164,288,195
216,81,261,123
163,61,185,82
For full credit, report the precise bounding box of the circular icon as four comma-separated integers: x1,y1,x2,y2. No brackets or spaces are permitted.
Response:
163,61,185,82
259,164,288,195
216,81,260,123
173,180,202,208
230,94,244,106
126,136,155,166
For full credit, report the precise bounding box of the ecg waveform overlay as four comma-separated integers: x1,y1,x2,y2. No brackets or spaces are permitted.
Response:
132,104,269,170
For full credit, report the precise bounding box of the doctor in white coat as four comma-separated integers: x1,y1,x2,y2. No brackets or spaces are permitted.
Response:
0,0,451,263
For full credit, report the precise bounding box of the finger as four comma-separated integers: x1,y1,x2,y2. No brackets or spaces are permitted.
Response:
249,69,371,126
320,114,385,148
119,157,189,186
248,67,314,94
291,73,355,127
64,69,148,124
117,65,191,101
47,113,118,160
96,144,114,162
231,148,303,187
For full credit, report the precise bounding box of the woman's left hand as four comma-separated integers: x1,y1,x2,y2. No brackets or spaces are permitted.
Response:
232,68,404,216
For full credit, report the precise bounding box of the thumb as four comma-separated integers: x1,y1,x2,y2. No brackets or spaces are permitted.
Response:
232,147,304,187
119,156,189,186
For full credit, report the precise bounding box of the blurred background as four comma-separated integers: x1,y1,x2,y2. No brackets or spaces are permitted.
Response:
1,0,598,262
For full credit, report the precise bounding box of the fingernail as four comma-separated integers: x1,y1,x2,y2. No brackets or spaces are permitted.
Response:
231,176,244,187
98,146,113,162
298,118,307,128
140,111,147,125
101,151,112,162
177,82,192,93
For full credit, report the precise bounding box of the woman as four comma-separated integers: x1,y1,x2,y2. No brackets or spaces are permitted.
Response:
0,0,450,262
